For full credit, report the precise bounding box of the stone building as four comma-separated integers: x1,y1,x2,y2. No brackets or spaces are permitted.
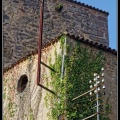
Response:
3,0,117,120
3,0,109,69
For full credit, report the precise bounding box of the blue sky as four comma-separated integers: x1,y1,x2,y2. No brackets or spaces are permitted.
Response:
77,0,117,50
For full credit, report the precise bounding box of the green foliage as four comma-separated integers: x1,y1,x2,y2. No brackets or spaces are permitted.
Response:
59,35,65,46
101,94,111,120
28,108,34,120
3,115,7,120
7,101,16,117
55,3,63,12
45,35,110,120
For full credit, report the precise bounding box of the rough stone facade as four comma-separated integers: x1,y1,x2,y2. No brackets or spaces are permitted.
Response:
3,41,61,120
3,35,117,120
3,0,109,69
67,36,117,120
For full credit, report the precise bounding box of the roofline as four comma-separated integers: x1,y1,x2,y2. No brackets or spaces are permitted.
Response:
66,33,117,54
3,33,116,73
3,38,59,74
65,0,109,16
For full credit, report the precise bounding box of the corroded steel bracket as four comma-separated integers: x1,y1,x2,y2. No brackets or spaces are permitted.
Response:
37,0,44,85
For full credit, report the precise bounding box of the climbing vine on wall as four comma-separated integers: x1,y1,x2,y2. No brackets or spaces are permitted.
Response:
45,35,111,120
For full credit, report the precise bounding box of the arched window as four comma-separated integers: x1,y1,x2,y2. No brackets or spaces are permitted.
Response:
17,74,28,92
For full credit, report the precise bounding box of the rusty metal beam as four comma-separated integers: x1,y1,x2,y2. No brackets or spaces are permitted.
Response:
41,61,57,72
38,84,56,95
37,0,44,85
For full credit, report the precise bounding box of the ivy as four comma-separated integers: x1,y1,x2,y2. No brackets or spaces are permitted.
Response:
59,35,65,47
55,3,63,12
28,108,34,120
45,35,111,120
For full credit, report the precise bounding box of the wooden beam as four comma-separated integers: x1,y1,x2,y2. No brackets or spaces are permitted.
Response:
72,86,98,101
82,112,98,120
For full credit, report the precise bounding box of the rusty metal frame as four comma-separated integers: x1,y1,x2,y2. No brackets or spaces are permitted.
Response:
36,0,58,96
37,0,44,85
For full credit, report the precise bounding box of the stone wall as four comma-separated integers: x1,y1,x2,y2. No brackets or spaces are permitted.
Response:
3,35,117,120
3,0,109,69
3,40,62,120
67,36,117,120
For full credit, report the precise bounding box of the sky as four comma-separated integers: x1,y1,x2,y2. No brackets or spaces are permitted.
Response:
77,0,117,50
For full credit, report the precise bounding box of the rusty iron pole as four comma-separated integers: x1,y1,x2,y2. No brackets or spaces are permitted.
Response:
37,0,44,85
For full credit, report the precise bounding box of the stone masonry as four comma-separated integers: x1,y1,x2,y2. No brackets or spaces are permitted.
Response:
3,0,109,69
67,36,117,120
3,35,117,120
3,41,62,120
